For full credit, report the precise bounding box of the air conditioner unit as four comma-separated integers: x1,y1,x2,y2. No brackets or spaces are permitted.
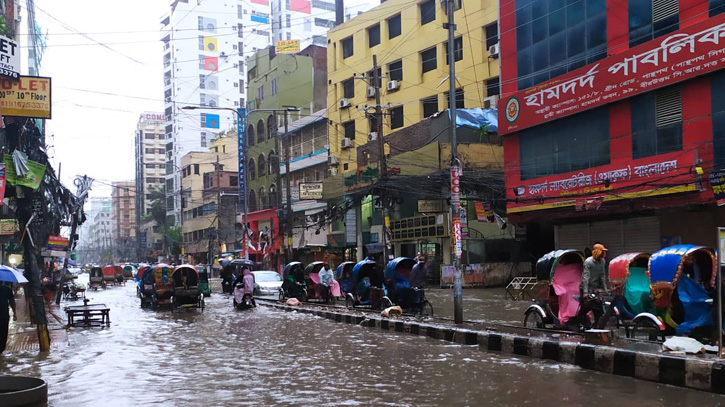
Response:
339,98,351,109
368,132,378,142
328,155,339,165
327,167,338,177
233,44,238,50
341,137,353,149
367,86,376,98
387,80,400,92
233,82,238,87
489,43,500,58
484,95,500,109
233,63,239,68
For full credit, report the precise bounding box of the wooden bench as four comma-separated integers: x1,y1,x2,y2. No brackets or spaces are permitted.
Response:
65,299,110,328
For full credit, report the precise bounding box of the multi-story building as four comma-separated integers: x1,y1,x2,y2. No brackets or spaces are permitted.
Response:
77,197,112,264
326,0,500,179
160,0,272,225
111,181,136,261
134,112,166,257
499,0,725,259
180,135,238,263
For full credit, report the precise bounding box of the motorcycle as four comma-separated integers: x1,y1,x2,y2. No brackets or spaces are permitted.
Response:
233,283,256,310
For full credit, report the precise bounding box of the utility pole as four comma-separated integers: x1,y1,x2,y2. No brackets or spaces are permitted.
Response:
283,111,294,264
372,54,389,264
275,114,284,267
445,0,463,324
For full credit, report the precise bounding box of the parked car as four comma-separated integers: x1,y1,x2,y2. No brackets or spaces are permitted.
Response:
251,271,283,298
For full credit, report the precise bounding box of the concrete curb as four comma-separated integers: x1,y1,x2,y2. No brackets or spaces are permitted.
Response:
262,303,725,394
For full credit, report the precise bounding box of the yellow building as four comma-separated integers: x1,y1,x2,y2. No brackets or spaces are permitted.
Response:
326,0,500,175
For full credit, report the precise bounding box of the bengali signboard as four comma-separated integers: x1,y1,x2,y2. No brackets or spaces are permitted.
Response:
417,200,444,213
275,40,300,54
500,13,725,134
710,169,725,206
299,182,323,200
0,76,51,118
0,219,18,235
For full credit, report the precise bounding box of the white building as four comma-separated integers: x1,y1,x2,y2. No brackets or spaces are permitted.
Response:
160,0,273,224
134,112,166,217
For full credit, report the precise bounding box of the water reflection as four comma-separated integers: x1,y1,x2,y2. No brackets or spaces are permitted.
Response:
0,277,721,406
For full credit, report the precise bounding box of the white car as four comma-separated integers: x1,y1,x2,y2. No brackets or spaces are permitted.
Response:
251,271,283,297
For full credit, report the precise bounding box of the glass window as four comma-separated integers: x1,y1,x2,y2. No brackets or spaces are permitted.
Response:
485,23,498,49
343,121,355,140
629,0,678,48
446,89,465,109
342,78,354,98
519,106,610,180
422,95,438,118
388,60,403,81
342,37,353,58
630,86,682,159
388,14,401,39
368,24,380,48
711,0,725,17
444,36,463,65
420,0,436,25
713,71,725,168
486,78,500,97
390,106,404,129
421,47,437,73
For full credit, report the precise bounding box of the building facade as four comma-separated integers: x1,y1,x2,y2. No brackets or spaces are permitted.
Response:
134,112,166,256
326,0,500,178
160,0,272,225
111,181,136,261
499,0,725,260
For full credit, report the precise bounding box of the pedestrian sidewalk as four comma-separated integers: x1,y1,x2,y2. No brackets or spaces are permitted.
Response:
5,289,68,352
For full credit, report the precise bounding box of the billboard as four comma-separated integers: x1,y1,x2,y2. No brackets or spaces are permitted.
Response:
299,182,323,200
0,35,20,80
0,76,51,118
500,14,725,135
275,40,300,54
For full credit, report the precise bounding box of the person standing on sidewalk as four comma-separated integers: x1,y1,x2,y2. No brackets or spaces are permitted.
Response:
0,282,17,354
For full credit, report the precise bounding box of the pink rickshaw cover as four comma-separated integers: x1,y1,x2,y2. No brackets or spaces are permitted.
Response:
551,263,581,324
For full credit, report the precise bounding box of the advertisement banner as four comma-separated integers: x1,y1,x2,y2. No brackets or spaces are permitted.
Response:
460,207,468,238
275,40,300,54
450,165,462,259
710,169,725,206
4,155,46,190
0,163,6,204
0,219,18,235
0,76,51,118
237,108,247,207
441,265,455,286
500,13,725,134
47,235,69,252
0,35,20,80
299,182,323,200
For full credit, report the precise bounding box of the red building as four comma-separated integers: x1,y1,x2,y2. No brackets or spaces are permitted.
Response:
499,0,725,258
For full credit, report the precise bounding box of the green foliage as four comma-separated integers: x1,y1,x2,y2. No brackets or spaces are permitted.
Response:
476,125,490,143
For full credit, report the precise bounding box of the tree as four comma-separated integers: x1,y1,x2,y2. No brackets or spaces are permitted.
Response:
145,187,182,260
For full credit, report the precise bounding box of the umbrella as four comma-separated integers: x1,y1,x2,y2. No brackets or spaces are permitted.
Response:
0,265,28,284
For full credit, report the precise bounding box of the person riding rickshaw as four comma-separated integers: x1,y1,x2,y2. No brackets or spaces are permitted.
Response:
385,257,433,316
171,264,204,310
151,263,175,310
137,265,154,308
282,261,307,301
304,261,339,304
346,258,392,310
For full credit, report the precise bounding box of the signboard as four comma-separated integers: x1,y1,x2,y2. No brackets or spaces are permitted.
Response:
0,35,19,80
4,155,46,190
0,76,51,118
275,40,300,54
500,14,725,134
299,182,323,200
0,163,6,204
418,200,444,213
237,108,247,206
450,165,462,259
460,207,468,238
47,235,69,252
720,228,725,266
139,231,147,247
710,169,725,206
0,219,18,235
441,265,455,286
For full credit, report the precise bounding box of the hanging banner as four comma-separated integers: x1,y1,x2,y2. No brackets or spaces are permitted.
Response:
4,155,46,190
450,165,462,259
500,13,725,134
710,169,725,206
47,235,69,252
0,76,51,118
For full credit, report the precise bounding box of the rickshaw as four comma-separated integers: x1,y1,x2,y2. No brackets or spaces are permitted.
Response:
102,265,120,286
385,257,434,316
346,258,392,310
122,264,136,281
335,261,355,296
304,261,338,304
151,263,175,310
137,265,154,308
196,265,212,297
634,245,717,342
172,265,204,310
282,261,307,301
88,266,106,290
523,250,592,330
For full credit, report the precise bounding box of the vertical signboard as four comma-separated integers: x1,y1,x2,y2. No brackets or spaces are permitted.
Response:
237,108,247,258
718,227,725,357
710,169,725,206
450,165,462,259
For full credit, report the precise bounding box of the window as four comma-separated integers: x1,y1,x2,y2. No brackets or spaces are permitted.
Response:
713,71,725,168
629,0,679,48
485,22,498,49
248,125,255,146
369,115,378,133
258,154,267,177
315,18,334,28
486,77,500,97
198,36,204,50
368,67,382,88
711,0,725,17
238,4,243,18
388,14,401,39
239,79,244,93
230,176,238,187
199,75,207,89
257,119,265,144
342,36,353,58
388,60,403,82
390,106,404,129
368,24,380,48
145,133,155,140
287,14,291,28
271,78,278,95
422,95,438,118
444,36,463,65
445,88,464,109
631,86,682,159
257,85,264,103
343,121,356,140
342,78,355,98
519,106,610,180
312,0,336,11
516,0,607,89
421,47,437,73
249,158,256,180
420,0,436,25
198,55,205,69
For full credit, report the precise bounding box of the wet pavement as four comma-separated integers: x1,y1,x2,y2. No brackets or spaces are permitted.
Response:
1,275,724,406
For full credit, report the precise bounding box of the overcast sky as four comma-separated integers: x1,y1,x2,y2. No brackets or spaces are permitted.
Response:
33,0,378,200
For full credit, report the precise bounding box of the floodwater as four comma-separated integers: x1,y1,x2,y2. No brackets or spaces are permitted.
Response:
1,275,724,406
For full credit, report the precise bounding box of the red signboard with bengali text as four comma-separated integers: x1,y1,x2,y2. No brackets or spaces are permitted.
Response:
500,13,725,134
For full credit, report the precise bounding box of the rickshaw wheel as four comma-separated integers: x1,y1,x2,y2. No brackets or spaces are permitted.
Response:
524,309,545,329
278,290,285,301
419,300,434,317
345,295,354,309
379,297,393,310
200,297,205,311
631,318,664,342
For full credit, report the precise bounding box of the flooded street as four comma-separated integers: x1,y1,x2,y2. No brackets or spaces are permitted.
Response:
1,275,723,406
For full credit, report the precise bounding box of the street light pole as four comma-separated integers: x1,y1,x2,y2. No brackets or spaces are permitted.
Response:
283,111,293,265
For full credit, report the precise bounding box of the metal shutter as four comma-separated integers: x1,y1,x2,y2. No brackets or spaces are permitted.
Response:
589,220,625,260
653,0,679,23
656,87,681,127
556,223,590,252
624,217,661,254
